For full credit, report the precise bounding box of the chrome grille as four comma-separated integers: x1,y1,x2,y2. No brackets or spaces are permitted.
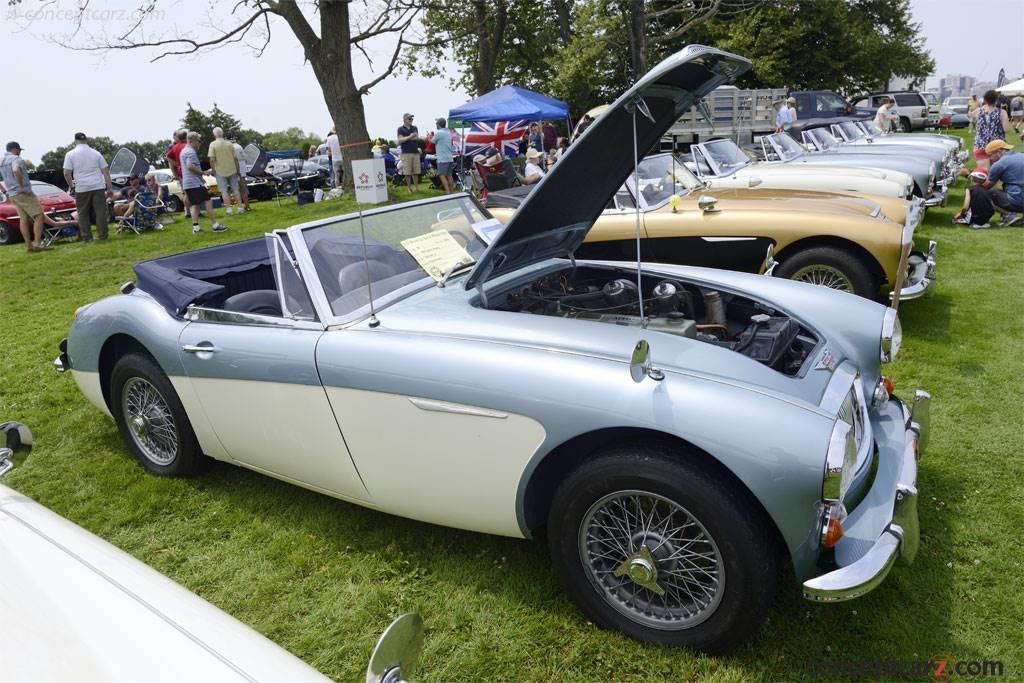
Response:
838,387,865,447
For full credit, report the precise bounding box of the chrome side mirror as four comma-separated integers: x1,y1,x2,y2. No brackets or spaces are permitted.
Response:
697,195,721,213
747,177,763,188
0,422,32,477
763,243,778,276
366,613,424,683
630,340,665,383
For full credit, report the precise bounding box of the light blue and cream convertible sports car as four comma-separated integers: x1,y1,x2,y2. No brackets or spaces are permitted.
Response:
57,45,930,653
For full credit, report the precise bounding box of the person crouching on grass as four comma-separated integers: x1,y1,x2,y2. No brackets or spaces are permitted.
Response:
952,170,995,229
180,132,228,234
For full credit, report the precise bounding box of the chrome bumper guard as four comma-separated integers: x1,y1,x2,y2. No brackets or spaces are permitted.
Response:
54,338,69,373
923,186,948,207
803,390,930,602
894,240,937,301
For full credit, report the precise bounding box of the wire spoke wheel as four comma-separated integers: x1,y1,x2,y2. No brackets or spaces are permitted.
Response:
578,490,725,630
789,264,854,292
121,376,179,466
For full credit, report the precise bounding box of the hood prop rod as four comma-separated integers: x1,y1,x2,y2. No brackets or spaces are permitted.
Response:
629,96,654,328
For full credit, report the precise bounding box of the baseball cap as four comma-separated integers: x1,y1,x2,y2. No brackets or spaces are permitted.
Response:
984,139,1013,154
403,112,414,119
968,169,988,180
74,132,88,141
5,141,23,152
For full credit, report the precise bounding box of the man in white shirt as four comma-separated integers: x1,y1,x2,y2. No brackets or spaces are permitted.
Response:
523,148,546,185
62,132,113,241
874,98,896,133
230,137,251,212
326,127,344,188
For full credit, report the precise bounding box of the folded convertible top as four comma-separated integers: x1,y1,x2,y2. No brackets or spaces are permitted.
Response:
134,238,271,315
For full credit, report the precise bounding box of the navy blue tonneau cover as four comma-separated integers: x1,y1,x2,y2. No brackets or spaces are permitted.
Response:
134,238,271,315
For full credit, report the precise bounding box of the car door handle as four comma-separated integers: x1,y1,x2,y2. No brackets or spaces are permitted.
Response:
181,343,218,354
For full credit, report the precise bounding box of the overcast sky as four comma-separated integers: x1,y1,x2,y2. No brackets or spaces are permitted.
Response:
2,0,1022,164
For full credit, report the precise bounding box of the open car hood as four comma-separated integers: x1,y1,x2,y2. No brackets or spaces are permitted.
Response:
465,44,750,290
109,147,150,181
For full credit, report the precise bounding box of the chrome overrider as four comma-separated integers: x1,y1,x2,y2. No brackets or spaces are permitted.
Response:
895,201,937,301
803,389,930,601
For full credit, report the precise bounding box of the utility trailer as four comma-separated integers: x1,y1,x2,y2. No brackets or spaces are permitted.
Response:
660,86,789,151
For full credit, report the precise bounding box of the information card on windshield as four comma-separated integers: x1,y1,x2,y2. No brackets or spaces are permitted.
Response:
400,231,473,281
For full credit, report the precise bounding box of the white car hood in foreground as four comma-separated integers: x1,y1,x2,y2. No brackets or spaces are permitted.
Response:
0,485,329,683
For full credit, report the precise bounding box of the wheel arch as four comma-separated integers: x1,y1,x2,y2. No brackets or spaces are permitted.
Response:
98,333,157,412
519,426,788,559
774,235,886,287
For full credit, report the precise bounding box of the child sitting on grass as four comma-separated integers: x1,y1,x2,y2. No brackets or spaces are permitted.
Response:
952,169,995,229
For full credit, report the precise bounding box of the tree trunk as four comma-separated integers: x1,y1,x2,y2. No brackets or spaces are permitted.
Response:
276,0,371,192
470,0,508,95
627,0,647,81
552,0,573,44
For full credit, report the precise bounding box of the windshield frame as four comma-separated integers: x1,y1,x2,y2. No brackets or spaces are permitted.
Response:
285,193,491,327
763,133,807,161
857,120,884,137
693,138,753,177
620,153,704,211
802,128,839,150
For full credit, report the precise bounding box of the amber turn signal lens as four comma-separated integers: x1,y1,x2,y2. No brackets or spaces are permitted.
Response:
882,376,895,395
822,517,845,548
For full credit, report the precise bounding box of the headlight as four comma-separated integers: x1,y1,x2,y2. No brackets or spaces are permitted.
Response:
905,176,914,196
881,307,901,363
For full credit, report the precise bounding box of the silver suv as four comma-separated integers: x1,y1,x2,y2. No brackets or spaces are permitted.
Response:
854,92,930,132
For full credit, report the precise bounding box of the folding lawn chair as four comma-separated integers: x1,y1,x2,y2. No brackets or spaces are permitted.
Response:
42,210,78,247
115,191,165,235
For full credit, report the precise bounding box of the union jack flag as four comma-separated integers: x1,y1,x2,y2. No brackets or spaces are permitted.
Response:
462,120,528,157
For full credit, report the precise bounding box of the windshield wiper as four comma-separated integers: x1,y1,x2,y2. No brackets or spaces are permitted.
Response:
437,259,477,288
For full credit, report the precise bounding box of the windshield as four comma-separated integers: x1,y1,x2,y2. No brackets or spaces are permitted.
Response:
109,148,138,177
808,128,839,149
837,121,866,140
769,133,807,160
300,195,490,319
30,182,64,196
923,93,939,105
860,121,884,136
702,139,752,174
628,155,702,207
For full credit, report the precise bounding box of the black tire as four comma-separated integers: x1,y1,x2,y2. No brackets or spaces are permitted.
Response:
548,446,780,654
165,195,183,213
109,352,205,477
0,221,19,245
775,246,877,299
900,117,912,133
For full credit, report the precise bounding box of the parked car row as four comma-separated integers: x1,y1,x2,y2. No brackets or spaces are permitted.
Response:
46,45,946,661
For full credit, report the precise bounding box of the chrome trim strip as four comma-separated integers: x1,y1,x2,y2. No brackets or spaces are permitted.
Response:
183,305,324,330
408,397,509,419
699,236,756,242
819,361,858,414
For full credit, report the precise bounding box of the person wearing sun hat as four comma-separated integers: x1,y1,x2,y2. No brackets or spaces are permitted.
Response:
0,141,49,251
523,148,546,185
952,168,995,229
982,139,1023,226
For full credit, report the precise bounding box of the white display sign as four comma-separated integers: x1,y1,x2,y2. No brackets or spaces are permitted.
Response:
351,158,388,204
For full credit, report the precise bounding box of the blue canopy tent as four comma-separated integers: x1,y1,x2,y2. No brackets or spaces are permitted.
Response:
449,85,569,124
448,85,571,188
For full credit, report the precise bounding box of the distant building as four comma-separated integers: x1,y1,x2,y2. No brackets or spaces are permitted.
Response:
939,74,976,99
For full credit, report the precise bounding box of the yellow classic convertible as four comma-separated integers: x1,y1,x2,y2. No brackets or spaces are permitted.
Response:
486,154,935,303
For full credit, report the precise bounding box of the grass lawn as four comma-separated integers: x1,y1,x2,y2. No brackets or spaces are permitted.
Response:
2,132,1022,681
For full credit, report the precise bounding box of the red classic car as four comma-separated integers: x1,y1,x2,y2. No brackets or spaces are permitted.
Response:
0,181,77,245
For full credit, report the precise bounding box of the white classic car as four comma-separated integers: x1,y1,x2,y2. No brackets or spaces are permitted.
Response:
688,137,915,199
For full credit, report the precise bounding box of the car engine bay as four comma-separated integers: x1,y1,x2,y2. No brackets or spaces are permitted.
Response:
492,266,819,376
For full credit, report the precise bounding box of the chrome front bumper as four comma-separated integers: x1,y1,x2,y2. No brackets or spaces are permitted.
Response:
923,185,948,207
803,390,930,602
895,240,937,301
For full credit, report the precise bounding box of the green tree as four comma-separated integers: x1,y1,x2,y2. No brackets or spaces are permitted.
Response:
406,0,574,96
260,128,323,154
687,0,935,96
39,136,119,170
